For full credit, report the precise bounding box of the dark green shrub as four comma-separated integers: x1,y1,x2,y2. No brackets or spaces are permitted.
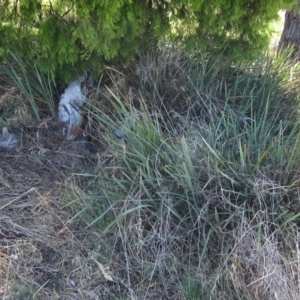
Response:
0,0,298,81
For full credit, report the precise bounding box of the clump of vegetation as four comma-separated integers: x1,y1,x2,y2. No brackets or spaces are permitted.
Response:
0,1,297,81
1,39,300,297
0,52,58,124
69,48,300,299
1,1,300,299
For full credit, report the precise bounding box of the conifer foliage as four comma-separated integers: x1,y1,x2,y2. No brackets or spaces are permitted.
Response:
0,0,297,78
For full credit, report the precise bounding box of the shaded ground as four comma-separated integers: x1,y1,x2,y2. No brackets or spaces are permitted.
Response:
0,116,131,299
0,120,176,299
2,50,299,299
0,65,189,299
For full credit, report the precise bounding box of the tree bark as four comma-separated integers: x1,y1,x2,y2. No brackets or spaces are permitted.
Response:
278,4,300,59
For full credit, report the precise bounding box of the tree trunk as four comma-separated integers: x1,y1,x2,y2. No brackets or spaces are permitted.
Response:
278,4,300,59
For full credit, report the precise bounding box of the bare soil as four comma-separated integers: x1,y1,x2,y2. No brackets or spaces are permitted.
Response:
0,70,187,299
0,117,128,299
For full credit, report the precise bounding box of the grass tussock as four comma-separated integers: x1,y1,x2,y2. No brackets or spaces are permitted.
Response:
1,47,300,299
0,52,58,125
72,49,300,299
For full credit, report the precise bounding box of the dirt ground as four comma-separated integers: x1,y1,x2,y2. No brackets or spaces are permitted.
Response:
0,115,131,299
0,69,187,299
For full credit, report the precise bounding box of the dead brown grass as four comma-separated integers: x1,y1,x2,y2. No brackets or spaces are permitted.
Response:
0,117,123,300
1,54,300,300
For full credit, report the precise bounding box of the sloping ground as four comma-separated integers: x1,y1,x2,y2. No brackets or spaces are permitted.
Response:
0,74,183,299
0,121,124,300
1,50,300,299
0,121,183,299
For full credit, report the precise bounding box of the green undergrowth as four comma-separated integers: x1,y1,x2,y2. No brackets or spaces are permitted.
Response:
70,49,300,298
0,52,58,125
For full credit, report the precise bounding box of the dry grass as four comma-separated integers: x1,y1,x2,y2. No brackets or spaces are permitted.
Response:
0,120,189,299
225,224,300,300
1,49,300,300
0,116,116,299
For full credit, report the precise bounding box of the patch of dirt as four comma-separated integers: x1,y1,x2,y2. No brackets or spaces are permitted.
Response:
0,119,123,300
